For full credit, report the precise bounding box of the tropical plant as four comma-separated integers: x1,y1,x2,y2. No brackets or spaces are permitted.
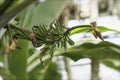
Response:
0,0,120,80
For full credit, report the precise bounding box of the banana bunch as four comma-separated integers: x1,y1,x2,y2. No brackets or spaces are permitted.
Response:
32,21,74,63
32,22,74,49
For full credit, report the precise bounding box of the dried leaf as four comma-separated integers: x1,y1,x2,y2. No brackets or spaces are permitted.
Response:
90,22,104,41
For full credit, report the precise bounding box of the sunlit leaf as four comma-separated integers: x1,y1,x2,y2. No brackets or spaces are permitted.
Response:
70,27,89,35
70,26,120,36
97,26,120,33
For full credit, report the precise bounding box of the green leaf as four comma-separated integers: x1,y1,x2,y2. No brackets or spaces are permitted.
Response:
70,26,120,36
31,0,67,27
97,26,120,33
60,41,120,61
8,5,32,79
17,4,35,28
86,47,120,60
79,41,120,50
61,49,85,61
0,0,36,29
99,20,120,32
9,39,29,80
102,60,120,71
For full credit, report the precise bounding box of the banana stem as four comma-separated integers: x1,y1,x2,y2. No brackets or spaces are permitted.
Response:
91,59,100,80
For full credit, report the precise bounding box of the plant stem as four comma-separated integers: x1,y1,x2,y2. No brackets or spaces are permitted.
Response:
91,59,100,80
64,57,72,80
4,54,9,72
58,1,73,79
90,1,100,79
27,54,51,73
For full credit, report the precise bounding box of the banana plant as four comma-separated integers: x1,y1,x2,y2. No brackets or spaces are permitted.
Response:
0,0,120,80
0,0,68,80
